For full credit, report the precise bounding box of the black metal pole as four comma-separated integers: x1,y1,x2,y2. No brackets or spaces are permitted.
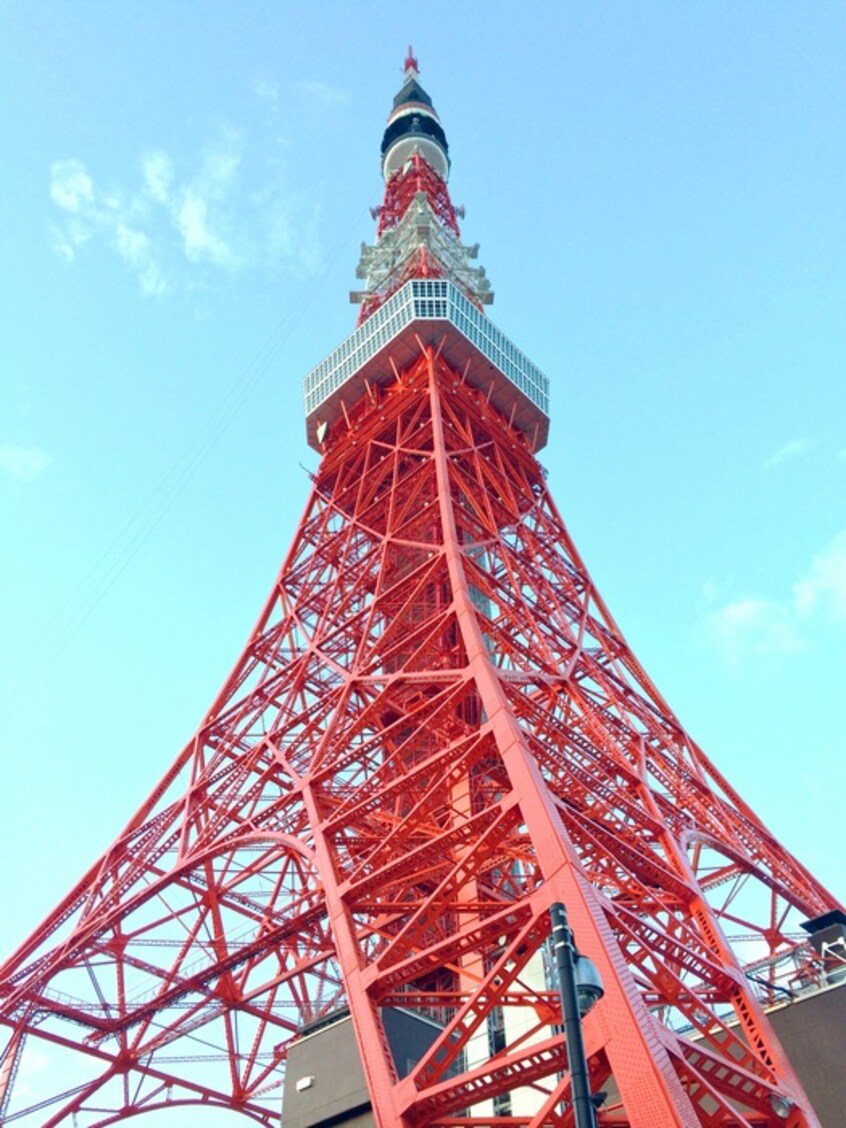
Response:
550,901,596,1128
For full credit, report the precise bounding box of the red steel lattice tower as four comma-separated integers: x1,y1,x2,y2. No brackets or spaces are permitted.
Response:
0,51,842,1128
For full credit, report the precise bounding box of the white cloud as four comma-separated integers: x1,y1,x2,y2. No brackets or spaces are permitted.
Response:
113,223,168,296
49,122,319,296
764,437,813,469
701,576,732,606
794,531,846,622
114,223,150,264
50,159,94,212
175,189,236,267
706,597,804,667
48,162,96,261
297,79,352,106
143,151,173,204
256,185,321,276
705,529,846,666
0,444,52,482
49,220,87,263
254,78,280,103
49,159,165,288
198,134,241,195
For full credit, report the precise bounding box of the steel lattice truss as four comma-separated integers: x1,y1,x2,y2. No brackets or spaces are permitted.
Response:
355,153,492,326
0,346,838,1126
377,151,460,239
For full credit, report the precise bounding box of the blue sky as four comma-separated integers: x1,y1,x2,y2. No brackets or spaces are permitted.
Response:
1,0,844,1055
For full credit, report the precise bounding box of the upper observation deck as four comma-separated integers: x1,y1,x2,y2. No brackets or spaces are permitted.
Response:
303,278,550,452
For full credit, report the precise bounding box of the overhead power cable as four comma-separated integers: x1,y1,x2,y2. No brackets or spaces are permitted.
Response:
2,205,368,723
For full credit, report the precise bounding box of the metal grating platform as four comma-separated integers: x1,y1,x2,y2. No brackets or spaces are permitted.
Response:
303,280,550,451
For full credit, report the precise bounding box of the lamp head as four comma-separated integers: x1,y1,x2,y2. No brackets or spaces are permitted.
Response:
574,953,604,1017
769,1094,793,1119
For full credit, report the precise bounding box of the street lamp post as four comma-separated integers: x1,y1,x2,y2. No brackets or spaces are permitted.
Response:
549,901,604,1128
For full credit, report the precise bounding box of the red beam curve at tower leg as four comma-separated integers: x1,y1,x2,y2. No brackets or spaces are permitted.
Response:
1,51,841,1128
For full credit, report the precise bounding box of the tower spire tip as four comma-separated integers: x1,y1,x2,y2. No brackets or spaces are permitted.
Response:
404,45,419,77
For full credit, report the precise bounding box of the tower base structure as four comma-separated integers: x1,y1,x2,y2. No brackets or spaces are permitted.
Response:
283,978,846,1128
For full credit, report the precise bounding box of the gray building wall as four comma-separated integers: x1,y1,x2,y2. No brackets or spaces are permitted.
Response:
283,1009,447,1128
282,986,846,1127
284,1015,374,1128
767,981,846,1127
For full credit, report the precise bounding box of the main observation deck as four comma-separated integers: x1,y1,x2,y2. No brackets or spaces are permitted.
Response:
303,279,550,452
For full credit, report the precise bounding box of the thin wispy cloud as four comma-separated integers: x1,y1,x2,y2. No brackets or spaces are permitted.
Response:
253,78,280,104
704,528,846,666
764,437,813,469
50,159,94,212
49,117,321,296
114,222,168,297
706,597,804,667
297,79,352,106
143,151,173,204
794,530,846,623
175,188,237,268
0,444,52,482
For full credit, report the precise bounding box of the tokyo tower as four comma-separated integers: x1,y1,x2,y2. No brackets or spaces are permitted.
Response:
0,49,842,1127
